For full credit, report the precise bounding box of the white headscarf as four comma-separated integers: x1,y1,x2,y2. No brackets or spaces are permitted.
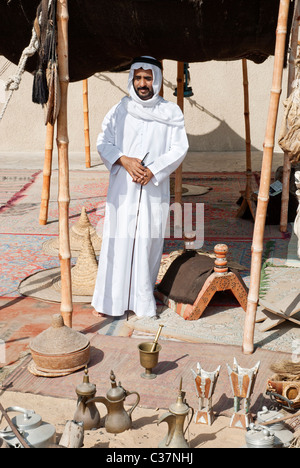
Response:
121,56,184,127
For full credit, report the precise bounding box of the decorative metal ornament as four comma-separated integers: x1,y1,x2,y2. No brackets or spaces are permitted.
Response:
227,358,260,429
191,362,221,425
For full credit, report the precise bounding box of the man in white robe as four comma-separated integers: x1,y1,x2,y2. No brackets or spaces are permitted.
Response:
92,56,189,318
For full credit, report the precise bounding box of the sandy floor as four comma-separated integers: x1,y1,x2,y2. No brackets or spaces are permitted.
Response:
0,391,246,449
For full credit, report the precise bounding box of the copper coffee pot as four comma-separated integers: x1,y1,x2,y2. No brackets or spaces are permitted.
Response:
86,370,140,434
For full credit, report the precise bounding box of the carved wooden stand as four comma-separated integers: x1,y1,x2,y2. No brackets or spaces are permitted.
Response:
157,244,248,321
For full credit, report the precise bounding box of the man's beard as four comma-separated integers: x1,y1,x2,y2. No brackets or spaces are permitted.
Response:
135,86,154,101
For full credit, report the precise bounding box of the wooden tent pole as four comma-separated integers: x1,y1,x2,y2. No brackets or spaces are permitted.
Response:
242,0,291,355
40,78,91,226
39,122,54,225
175,62,184,206
242,59,252,179
56,0,73,328
159,60,164,97
174,61,184,230
83,79,91,168
280,0,300,232
236,59,256,220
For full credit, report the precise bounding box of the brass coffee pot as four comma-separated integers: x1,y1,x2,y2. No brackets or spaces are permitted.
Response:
157,378,193,448
87,370,140,434
73,367,101,430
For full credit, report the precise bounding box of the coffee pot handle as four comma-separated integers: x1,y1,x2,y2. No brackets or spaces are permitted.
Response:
184,405,194,437
125,391,140,417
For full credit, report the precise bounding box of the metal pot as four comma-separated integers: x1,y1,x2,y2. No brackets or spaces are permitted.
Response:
0,407,56,448
257,406,294,447
245,423,275,448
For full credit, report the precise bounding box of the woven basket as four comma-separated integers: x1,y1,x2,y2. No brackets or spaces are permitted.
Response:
53,228,98,296
30,314,90,375
43,207,102,256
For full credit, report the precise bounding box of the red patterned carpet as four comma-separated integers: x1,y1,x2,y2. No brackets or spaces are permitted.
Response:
0,169,291,298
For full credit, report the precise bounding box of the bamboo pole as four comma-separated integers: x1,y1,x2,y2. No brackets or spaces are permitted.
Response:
83,79,91,168
159,60,164,97
236,59,256,220
280,0,300,232
56,0,73,328
242,59,252,176
174,62,184,230
39,122,54,225
242,0,291,355
175,61,184,205
40,78,91,225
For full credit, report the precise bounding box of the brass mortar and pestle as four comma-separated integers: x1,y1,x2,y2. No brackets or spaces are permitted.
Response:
138,324,164,379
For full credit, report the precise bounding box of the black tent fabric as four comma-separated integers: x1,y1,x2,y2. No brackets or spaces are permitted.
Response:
0,0,294,82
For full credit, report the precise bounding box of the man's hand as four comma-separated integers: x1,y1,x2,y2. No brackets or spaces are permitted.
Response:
136,167,153,186
117,156,146,182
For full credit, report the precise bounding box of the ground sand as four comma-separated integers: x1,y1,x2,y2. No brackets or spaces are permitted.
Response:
0,391,246,449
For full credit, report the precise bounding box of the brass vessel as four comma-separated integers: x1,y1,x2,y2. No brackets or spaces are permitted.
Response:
73,367,101,430
87,370,140,434
157,378,193,448
138,324,164,379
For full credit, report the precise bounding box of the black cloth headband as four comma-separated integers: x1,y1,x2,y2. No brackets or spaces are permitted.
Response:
131,57,162,70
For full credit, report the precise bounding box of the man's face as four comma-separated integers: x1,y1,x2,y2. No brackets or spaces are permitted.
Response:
133,68,154,100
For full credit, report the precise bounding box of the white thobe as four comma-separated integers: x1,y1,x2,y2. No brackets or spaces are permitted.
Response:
92,99,189,317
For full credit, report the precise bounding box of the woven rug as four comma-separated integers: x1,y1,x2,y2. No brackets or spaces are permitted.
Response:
0,169,108,235
0,296,131,370
169,172,291,241
0,169,293,301
125,289,300,353
0,169,290,240
0,234,60,297
1,334,292,414
0,169,42,214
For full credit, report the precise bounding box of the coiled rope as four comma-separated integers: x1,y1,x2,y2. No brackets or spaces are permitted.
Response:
0,26,39,122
